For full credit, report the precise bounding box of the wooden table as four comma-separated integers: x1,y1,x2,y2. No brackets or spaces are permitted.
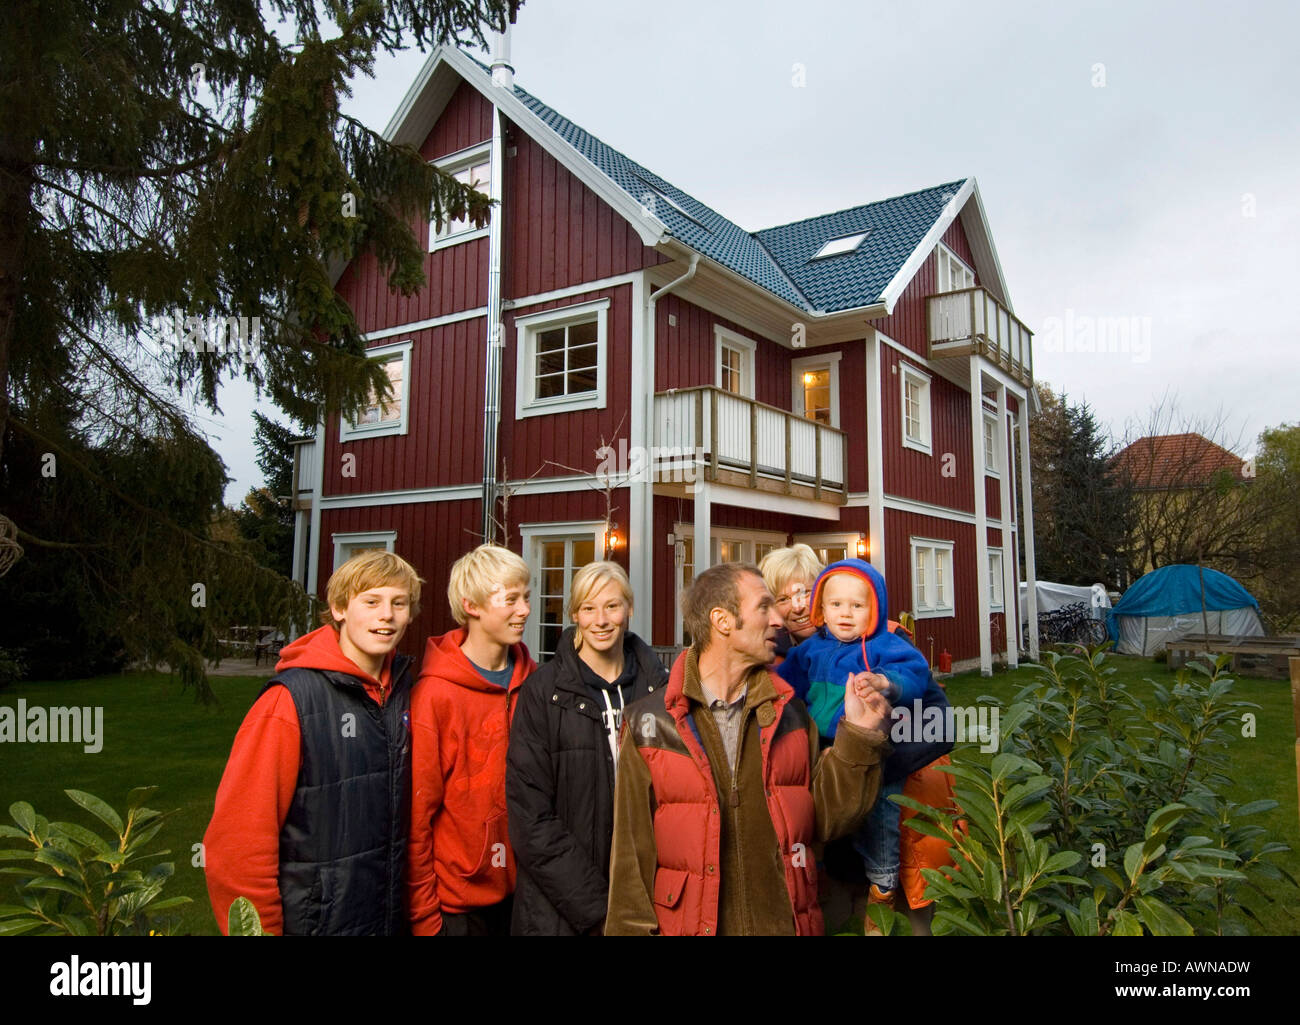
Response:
1166,633,1300,676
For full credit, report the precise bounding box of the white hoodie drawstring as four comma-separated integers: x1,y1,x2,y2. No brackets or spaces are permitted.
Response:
599,686,626,775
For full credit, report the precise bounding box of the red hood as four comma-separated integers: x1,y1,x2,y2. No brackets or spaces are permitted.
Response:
275,624,392,686
420,627,533,693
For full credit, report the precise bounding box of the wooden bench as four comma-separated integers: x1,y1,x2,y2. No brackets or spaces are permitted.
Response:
1166,633,1300,677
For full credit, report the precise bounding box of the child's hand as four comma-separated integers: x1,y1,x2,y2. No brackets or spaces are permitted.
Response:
843,675,891,733
846,671,892,700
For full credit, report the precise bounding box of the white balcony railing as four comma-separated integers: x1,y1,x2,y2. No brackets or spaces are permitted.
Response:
928,286,1034,385
653,387,846,501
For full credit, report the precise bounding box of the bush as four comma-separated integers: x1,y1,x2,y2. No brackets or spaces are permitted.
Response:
0,787,191,935
898,649,1296,935
0,647,24,690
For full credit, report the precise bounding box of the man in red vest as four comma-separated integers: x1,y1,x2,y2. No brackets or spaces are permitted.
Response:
606,562,892,935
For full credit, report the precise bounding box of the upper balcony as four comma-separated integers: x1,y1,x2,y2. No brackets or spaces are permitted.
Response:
653,386,847,506
927,287,1034,389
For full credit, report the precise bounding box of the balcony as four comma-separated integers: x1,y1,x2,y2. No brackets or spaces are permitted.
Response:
927,287,1034,388
653,386,846,505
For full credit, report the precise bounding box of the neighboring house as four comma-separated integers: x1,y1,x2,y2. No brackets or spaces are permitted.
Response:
1111,432,1255,585
290,43,1041,675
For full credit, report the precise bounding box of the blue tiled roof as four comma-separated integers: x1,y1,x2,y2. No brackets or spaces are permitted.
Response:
464,54,963,314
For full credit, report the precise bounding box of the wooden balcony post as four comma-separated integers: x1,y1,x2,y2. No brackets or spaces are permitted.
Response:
784,415,792,494
709,388,719,483
749,397,758,487
693,388,704,479
814,426,823,502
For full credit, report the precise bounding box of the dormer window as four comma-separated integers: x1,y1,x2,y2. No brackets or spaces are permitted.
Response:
812,231,869,260
936,242,975,292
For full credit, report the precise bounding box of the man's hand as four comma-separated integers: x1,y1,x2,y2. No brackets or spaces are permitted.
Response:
843,671,892,733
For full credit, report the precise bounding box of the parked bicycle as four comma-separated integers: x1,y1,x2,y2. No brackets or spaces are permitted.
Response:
1038,602,1108,647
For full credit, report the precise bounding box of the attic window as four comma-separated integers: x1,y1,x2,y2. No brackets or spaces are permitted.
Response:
631,173,711,232
812,231,869,260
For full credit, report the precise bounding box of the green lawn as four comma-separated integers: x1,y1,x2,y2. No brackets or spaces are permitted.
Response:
0,672,266,936
3,654,1298,936
942,653,1300,935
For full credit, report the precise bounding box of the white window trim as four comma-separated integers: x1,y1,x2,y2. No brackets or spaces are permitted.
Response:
988,547,1005,611
983,410,1001,477
791,351,842,428
331,530,397,571
520,520,605,658
429,142,491,252
340,338,413,442
910,536,955,620
792,531,860,563
714,325,756,399
515,297,610,419
671,523,785,644
899,362,932,455
935,241,975,294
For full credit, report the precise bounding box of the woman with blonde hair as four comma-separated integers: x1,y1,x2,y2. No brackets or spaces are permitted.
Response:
759,543,823,664
505,560,667,935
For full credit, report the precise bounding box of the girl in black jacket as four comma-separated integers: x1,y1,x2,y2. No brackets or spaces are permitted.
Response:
506,561,667,935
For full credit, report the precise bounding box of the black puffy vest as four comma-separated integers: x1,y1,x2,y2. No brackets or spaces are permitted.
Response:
264,655,413,936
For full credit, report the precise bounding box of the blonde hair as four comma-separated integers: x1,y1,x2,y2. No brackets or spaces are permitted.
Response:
759,543,822,599
446,543,531,625
324,550,424,627
568,561,633,650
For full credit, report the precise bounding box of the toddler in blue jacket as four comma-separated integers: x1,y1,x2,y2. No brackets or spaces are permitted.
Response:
777,558,931,927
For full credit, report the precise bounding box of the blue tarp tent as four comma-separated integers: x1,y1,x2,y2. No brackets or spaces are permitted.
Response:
1106,565,1263,656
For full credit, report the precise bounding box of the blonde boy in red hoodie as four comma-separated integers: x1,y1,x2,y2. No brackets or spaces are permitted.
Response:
203,550,422,935
408,543,536,936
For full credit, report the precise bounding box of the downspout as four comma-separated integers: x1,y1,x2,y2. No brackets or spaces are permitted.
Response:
480,33,514,542
642,253,698,634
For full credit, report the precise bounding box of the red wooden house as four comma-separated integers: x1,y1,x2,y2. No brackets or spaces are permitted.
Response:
290,42,1042,675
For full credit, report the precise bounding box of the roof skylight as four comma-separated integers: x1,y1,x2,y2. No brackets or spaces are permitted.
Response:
812,231,869,260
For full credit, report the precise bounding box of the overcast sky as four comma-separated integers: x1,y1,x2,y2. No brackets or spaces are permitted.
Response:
209,0,1299,502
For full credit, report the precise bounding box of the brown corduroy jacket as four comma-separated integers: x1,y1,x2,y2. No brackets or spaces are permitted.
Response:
606,648,890,935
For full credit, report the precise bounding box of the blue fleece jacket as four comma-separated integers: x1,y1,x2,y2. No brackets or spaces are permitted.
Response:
777,558,931,739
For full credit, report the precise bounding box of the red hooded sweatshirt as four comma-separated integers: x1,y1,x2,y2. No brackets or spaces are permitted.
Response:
202,625,394,935
407,627,534,935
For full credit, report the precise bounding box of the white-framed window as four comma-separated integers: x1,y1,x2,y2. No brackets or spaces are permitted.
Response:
988,547,1005,611
332,530,397,571
520,522,602,662
672,524,785,645
983,410,1000,476
911,537,955,619
900,362,932,455
515,297,610,419
792,531,860,569
340,339,412,442
714,326,756,398
429,143,491,250
791,352,842,427
936,242,975,294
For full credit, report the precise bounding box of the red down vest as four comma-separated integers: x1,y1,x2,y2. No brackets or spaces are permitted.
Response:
629,656,822,936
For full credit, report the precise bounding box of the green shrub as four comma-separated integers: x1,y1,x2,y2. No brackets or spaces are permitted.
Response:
898,649,1296,935
0,787,191,935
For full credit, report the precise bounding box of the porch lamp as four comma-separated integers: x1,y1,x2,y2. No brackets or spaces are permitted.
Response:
603,524,621,559
856,532,869,558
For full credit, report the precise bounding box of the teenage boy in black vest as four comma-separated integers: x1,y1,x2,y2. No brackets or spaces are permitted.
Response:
204,550,422,935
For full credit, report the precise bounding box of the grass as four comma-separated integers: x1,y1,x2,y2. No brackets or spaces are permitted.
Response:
941,651,1300,935
0,672,267,936
3,653,1298,936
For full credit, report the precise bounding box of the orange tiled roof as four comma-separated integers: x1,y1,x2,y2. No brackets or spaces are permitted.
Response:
1111,433,1248,489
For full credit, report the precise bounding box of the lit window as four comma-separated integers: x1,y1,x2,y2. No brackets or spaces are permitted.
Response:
791,353,841,428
